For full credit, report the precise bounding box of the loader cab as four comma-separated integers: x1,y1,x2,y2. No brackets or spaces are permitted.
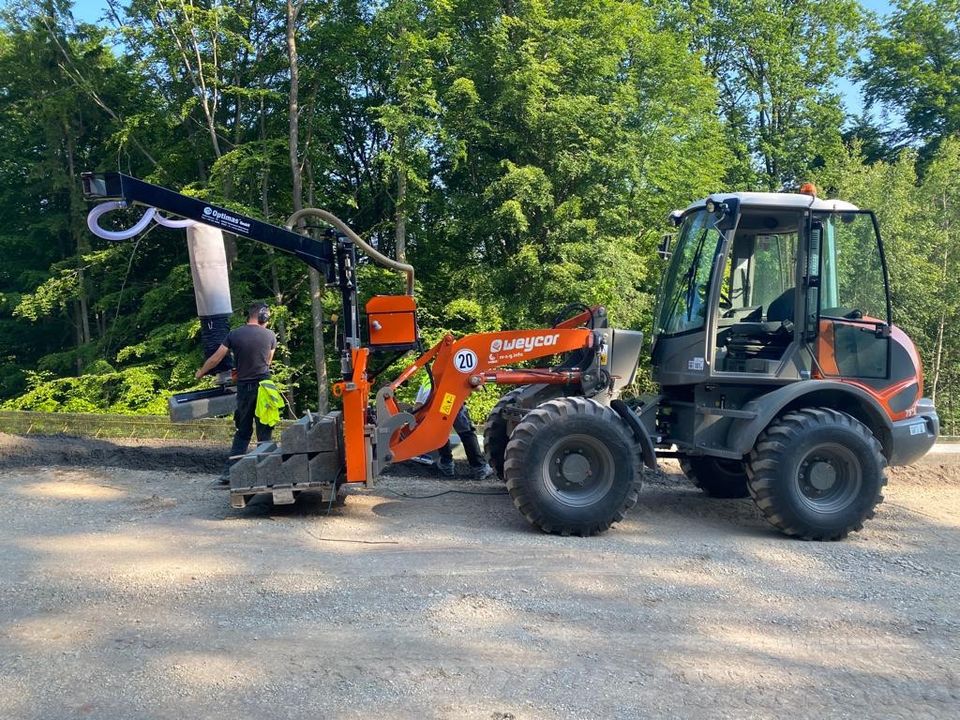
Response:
651,193,892,389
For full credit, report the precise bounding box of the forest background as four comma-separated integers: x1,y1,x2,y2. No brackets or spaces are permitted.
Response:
1,0,959,431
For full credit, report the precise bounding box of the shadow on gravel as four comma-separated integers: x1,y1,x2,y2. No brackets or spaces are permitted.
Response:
1,453,958,718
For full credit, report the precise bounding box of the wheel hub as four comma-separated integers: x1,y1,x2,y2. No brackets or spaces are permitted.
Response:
807,459,837,491
559,452,591,485
542,434,615,508
795,443,863,513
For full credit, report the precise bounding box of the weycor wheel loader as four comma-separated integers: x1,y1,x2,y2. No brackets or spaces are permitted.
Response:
82,173,939,539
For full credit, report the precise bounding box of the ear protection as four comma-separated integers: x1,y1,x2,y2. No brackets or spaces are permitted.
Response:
257,304,270,325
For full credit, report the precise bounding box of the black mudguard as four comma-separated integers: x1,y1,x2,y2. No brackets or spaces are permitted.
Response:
611,399,658,469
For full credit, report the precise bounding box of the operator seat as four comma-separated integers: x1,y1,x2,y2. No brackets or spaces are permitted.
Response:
766,287,795,323
720,286,796,373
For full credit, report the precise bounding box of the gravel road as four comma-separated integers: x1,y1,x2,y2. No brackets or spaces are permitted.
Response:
0,433,957,719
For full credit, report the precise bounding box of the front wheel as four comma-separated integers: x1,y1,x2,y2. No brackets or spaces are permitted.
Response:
746,407,886,540
503,397,640,536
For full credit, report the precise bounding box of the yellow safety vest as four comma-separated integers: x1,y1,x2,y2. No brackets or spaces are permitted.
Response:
255,379,285,427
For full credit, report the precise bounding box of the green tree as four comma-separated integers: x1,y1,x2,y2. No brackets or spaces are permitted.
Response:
678,0,863,189
421,0,728,334
860,0,960,154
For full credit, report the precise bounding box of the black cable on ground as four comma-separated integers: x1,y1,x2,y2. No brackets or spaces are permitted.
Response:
379,486,509,500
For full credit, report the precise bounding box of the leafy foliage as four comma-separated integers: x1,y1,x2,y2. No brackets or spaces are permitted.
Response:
0,0,958,433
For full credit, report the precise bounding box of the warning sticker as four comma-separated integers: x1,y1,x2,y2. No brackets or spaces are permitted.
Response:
439,392,457,416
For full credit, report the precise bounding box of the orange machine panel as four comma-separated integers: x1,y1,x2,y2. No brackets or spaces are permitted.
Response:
366,294,418,347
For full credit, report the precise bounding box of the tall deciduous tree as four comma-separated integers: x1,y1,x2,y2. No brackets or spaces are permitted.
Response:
860,0,960,155
678,0,863,189
286,0,328,413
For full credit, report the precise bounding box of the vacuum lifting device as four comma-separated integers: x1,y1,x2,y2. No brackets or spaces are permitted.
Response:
83,173,939,540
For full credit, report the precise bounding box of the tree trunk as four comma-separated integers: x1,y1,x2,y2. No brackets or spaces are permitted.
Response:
932,310,945,405
286,0,328,414
932,190,951,405
63,123,91,355
259,100,295,417
395,162,407,263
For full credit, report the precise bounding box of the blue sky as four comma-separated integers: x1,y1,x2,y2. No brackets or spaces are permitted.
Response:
70,0,896,118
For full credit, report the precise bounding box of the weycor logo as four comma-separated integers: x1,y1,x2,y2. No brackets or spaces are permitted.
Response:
490,334,560,354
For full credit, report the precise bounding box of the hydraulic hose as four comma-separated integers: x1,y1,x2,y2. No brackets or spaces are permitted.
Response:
285,208,415,296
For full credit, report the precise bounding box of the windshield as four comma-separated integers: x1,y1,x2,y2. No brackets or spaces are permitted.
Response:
656,209,725,336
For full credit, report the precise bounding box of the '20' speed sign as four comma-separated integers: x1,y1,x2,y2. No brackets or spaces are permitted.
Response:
454,349,478,373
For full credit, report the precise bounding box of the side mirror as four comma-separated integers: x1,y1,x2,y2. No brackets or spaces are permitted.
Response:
658,233,673,260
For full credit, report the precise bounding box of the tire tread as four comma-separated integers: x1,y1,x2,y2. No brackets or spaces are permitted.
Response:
746,407,887,540
504,397,640,536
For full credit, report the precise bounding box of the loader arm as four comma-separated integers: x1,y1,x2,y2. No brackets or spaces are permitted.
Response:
377,328,596,464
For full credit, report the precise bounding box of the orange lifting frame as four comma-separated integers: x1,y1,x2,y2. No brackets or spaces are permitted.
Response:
335,325,595,483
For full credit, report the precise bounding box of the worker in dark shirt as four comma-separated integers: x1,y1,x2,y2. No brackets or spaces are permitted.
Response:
195,302,277,481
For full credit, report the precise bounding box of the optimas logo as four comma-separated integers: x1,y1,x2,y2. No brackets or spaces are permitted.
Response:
490,334,560,354
204,207,241,223
201,205,251,231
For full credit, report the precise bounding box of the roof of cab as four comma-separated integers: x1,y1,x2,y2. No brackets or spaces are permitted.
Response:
682,192,859,213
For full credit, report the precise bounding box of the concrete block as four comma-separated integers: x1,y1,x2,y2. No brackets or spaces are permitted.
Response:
307,450,344,484
281,411,343,454
168,387,237,421
279,415,311,454
270,452,308,487
229,442,276,490
309,412,342,452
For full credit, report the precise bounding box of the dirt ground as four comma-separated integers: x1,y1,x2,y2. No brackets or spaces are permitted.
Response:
0,433,957,720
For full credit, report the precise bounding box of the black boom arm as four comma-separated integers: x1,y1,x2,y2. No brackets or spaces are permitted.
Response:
81,172,335,277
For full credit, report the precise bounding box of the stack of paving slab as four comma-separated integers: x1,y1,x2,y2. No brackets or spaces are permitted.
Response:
228,411,344,508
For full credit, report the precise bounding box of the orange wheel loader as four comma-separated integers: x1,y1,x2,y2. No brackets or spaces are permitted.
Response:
82,174,938,539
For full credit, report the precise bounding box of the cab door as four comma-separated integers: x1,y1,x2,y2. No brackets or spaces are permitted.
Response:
807,211,891,382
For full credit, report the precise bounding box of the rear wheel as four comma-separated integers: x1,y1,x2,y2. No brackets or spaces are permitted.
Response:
746,407,886,540
503,397,640,536
678,455,749,498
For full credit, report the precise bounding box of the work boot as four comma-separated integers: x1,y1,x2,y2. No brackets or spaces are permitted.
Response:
471,463,494,481
437,458,455,477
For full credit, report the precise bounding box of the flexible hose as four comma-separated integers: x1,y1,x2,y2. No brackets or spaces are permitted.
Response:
154,212,196,229
286,208,415,296
87,201,196,240
87,201,157,241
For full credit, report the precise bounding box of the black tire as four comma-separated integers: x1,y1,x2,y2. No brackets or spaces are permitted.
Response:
503,397,640,536
678,455,750,498
745,407,887,540
484,387,525,480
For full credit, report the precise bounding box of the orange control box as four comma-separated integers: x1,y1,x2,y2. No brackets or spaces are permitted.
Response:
366,295,419,348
